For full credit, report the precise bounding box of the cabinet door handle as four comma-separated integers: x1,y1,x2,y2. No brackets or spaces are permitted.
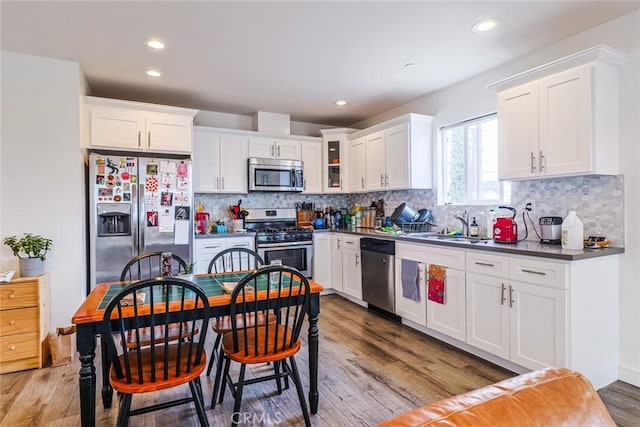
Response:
500,283,506,305
361,177,365,189
539,150,545,172
509,285,514,308
385,174,389,186
138,131,141,148
277,145,281,157
340,178,343,189
380,174,384,187
303,179,306,191
147,131,151,149
530,152,536,173
271,145,274,157
221,177,225,190
475,261,495,267
355,254,359,267
522,268,546,276
336,239,341,250
216,177,220,190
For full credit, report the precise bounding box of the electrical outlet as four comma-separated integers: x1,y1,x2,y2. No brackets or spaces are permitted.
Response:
524,201,535,215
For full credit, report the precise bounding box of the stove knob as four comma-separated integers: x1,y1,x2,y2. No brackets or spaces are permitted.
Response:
267,236,274,242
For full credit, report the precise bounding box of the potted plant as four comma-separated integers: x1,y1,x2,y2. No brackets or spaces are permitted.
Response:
3,233,53,276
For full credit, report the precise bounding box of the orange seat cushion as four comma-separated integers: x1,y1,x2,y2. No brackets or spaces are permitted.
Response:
222,325,300,364
110,343,206,394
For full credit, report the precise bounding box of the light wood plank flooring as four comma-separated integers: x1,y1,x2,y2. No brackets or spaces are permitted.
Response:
1,294,638,426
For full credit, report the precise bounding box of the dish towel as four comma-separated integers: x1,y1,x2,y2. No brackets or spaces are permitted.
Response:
401,259,421,302
428,264,446,304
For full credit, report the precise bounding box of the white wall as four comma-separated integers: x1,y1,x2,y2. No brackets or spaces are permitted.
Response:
1,51,86,330
354,10,640,386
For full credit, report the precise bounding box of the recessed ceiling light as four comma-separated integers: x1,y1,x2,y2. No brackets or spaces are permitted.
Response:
335,100,347,106
146,70,162,77
146,39,165,50
472,19,498,33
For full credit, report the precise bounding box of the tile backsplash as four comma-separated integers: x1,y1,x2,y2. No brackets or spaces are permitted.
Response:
196,174,624,246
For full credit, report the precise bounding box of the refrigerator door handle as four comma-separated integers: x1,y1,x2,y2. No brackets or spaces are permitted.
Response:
139,183,145,251
131,182,138,257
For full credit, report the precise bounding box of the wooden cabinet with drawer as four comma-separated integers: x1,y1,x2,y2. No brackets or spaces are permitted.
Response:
0,275,49,374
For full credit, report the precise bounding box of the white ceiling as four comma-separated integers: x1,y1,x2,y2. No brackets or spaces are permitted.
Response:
2,1,638,127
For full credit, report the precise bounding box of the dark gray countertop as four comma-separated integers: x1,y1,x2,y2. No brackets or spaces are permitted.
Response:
314,228,624,261
194,232,255,239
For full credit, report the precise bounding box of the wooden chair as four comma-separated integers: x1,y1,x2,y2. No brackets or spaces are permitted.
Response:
206,247,282,408
101,277,210,426
120,251,189,282
216,265,311,427
120,252,197,348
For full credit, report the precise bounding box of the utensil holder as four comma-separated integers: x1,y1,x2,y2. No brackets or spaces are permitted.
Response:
231,219,244,232
215,225,227,234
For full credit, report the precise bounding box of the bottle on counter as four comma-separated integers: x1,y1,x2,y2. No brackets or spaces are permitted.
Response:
487,209,497,239
562,211,584,250
469,217,479,237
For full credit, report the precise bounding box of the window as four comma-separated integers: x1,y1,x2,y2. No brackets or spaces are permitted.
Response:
440,113,510,205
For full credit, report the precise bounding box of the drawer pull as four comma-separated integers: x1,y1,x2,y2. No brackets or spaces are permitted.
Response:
9,294,15,299
9,320,15,325
204,245,222,249
9,345,16,351
522,268,546,276
475,261,495,267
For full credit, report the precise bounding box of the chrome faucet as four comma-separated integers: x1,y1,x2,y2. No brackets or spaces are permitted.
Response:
454,210,469,236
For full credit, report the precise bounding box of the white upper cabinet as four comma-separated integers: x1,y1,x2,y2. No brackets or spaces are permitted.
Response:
491,45,626,180
301,140,322,194
86,96,198,154
192,127,248,193
248,137,301,160
320,128,358,193
349,113,433,192
348,137,367,192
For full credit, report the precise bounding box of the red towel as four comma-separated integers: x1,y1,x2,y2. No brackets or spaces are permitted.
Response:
428,264,446,304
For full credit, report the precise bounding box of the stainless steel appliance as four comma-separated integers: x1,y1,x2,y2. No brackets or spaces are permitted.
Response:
248,158,304,192
244,208,313,277
540,216,563,244
88,151,192,289
360,238,396,313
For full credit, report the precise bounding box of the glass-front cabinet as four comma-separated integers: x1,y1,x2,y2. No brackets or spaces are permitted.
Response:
320,128,358,193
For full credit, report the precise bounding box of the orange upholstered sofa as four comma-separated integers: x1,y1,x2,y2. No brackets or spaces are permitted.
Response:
379,368,615,427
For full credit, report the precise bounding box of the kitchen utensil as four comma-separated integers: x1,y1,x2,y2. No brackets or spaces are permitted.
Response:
539,216,562,244
493,206,518,243
390,203,418,225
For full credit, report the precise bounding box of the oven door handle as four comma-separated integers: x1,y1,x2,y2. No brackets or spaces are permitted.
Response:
258,241,312,248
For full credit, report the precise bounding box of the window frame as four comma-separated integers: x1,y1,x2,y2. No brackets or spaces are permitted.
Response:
437,113,510,206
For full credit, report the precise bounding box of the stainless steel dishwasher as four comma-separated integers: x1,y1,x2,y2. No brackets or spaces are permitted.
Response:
360,238,395,313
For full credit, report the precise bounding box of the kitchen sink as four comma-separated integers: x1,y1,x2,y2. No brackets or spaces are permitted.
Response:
405,233,491,244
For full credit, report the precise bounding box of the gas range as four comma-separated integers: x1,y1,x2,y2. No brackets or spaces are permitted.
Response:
255,227,313,245
244,208,313,247
244,208,313,278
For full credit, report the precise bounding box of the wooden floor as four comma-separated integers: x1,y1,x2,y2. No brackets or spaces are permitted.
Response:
1,294,639,426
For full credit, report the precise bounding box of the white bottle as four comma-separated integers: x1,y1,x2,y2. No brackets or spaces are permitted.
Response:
486,209,496,238
561,211,584,250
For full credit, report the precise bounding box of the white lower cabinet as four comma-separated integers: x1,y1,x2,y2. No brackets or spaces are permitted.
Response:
341,235,362,300
395,242,466,341
193,236,254,275
330,235,344,292
312,233,331,288
466,251,567,371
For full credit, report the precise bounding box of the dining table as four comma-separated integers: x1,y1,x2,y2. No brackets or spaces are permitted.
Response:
71,272,323,427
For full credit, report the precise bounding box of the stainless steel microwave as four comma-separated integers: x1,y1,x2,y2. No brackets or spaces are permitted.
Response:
248,157,304,192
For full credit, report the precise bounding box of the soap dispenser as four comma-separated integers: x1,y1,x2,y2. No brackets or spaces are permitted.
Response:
469,217,479,237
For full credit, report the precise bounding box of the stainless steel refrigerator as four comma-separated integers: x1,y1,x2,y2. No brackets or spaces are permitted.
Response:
88,151,193,289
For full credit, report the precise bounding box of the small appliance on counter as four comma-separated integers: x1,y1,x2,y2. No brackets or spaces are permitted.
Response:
493,206,518,243
539,216,563,244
